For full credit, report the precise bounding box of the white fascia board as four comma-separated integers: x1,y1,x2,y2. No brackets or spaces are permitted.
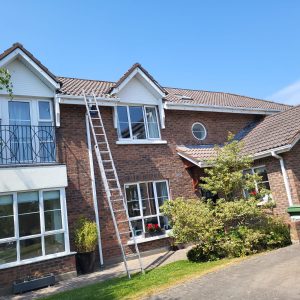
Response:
177,152,210,168
111,68,166,98
252,145,292,160
0,48,60,90
58,94,120,106
164,102,281,115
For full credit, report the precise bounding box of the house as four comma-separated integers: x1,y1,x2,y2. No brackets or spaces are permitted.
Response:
0,43,299,294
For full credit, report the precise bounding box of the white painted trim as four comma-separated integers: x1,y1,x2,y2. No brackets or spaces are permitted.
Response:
271,151,293,207
116,140,167,145
177,151,210,168
191,122,207,141
85,115,103,266
0,48,60,90
164,102,282,115
127,230,171,245
0,252,75,270
253,145,292,159
110,68,166,98
55,96,61,127
0,187,71,270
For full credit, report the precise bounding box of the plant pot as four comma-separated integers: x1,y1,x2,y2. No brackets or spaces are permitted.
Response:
76,251,96,274
13,274,55,294
145,230,164,238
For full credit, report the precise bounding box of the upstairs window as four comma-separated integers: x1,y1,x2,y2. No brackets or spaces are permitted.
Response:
117,106,160,140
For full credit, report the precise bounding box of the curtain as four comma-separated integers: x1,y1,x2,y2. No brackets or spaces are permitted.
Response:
146,107,159,138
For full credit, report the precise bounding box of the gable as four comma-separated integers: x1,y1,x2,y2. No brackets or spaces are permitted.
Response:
117,75,160,104
3,58,55,98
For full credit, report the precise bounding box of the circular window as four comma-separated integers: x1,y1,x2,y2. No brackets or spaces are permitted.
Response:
192,122,207,140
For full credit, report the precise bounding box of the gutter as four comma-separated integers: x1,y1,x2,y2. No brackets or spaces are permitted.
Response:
85,115,104,266
164,102,282,115
271,151,293,207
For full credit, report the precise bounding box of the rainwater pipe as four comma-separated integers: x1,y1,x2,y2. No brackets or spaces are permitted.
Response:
86,114,104,266
271,151,293,207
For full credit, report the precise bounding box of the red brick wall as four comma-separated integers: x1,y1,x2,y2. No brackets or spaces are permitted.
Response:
92,107,261,261
253,142,300,219
0,254,76,294
54,105,263,262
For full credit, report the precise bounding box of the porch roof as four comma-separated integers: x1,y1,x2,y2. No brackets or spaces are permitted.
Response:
177,105,300,166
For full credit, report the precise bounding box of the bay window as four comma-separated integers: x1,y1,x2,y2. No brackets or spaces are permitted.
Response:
0,188,69,268
125,180,170,238
117,105,160,140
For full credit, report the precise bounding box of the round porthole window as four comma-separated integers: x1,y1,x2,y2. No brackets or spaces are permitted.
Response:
192,122,207,140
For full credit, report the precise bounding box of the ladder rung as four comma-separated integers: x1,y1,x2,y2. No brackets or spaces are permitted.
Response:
103,160,112,163
97,142,107,144
110,188,120,191
114,209,126,213
125,253,139,258
105,169,114,172
119,231,131,235
91,117,100,120
117,220,129,224
89,109,98,112
111,198,123,202
100,150,109,153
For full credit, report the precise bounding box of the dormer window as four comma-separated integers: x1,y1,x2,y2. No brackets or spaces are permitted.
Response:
116,105,160,140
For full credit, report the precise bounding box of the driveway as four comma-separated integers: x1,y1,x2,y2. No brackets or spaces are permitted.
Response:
149,244,300,300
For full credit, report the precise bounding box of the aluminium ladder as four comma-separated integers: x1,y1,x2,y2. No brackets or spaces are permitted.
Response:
83,90,144,278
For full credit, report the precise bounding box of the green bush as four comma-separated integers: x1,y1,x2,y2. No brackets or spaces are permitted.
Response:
74,217,98,253
162,198,291,262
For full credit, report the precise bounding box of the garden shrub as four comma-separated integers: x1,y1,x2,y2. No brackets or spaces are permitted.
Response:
162,198,291,262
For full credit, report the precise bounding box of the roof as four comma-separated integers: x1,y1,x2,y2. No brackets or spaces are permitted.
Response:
177,105,300,165
57,76,290,112
241,105,300,155
58,76,114,97
107,63,167,95
0,43,60,85
0,43,291,112
164,87,290,111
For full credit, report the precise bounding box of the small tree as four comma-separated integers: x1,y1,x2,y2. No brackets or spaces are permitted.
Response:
0,68,13,96
200,133,260,201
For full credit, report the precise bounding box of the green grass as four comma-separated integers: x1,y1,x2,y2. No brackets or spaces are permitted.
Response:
44,258,242,300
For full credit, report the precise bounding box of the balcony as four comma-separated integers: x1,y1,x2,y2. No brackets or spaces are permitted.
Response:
0,125,56,165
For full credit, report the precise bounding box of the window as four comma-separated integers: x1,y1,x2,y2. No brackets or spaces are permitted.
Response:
243,166,270,198
38,101,55,162
0,188,68,268
0,99,56,164
125,180,170,237
117,106,160,140
192,122,207,140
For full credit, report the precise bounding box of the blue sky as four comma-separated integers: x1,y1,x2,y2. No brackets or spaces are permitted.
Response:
1,0,300,104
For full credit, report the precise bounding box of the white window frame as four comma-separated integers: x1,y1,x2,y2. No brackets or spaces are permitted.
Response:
0,98,56,164
243,165,270,197
124,180,170,238
117,105,161,141
191,122,207,141
0,187,71,270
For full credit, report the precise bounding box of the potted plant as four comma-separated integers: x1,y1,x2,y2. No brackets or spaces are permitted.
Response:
74,217,98,274
145,223,163,237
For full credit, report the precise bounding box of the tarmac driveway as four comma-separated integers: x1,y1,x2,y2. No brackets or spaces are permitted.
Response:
149,244,300,300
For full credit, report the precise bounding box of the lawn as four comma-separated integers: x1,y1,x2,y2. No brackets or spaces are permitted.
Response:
44,258,243,300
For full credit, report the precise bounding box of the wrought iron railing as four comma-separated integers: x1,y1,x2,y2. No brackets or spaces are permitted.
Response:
0,125,56,165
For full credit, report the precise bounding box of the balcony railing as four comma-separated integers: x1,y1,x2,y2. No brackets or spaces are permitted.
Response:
0,125,56,165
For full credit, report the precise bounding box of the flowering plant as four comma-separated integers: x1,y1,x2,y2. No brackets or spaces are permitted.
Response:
146,223,161,233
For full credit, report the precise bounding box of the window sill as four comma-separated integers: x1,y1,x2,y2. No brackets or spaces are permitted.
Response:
127,230,171,245
0,251,76,270
116,140,167,145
